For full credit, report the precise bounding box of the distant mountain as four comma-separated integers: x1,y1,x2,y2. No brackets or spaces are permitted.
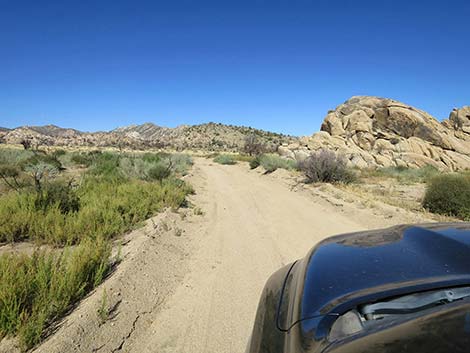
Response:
1,122,296,152
26,124,82,137
113,122,294,150
0,127,10,132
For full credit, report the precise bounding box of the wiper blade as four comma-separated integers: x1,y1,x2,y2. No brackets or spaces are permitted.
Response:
361,286,470,318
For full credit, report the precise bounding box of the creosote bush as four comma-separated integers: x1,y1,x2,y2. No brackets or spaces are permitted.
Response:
423,174,470,220
299,150,355,184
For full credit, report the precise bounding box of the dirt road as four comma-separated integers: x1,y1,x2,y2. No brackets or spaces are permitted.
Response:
129,159,365,353
31,159,428,353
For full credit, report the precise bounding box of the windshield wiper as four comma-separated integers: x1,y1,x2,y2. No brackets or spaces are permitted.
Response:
361,286,470,320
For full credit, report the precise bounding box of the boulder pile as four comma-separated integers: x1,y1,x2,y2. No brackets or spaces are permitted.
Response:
280,96,470,170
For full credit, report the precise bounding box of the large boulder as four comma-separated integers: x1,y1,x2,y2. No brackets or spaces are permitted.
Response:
288,96,470,170
449,106,470,134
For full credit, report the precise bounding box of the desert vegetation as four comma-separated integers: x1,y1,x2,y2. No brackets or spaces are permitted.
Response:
254,154,298,173
332,164,469,221
361,165,439,184
0,147,193,350
298,150,355,184
423,173,470,220
213,154,237,165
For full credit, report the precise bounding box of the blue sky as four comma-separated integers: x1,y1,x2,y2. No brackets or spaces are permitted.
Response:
1,0,469,136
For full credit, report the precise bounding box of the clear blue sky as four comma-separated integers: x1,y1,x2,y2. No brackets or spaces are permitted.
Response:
1,0,469,136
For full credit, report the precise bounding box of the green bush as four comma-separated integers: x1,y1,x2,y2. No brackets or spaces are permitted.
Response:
34,181,80,214
233,154,256,163
0,148,34,165
119,153,192,181
168,153,193,175
299,150,355,184
213,154,237,165
0,164,24,191
0,238,110,350
147,164,171,181
259,154,297,173
88,153,122,179
141,153,161,164
70,153,93,166
423,174,470,220
21,154,63,171
249,157,260,169
52,149,66,157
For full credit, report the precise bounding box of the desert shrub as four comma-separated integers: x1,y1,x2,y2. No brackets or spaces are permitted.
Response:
0,151,60,192
52,149,66,157
0,238,110,350
70,153,93,166
34,180,80,214
0,148,34,165
169,153,193,175
119,153,191,181
24,162,59,184
423,174,470,220
259,154,297,173
299,150,355,184
367,165,439,183
141,153,161,164
243,134,264,156
249,157,261,169
213,154,237,165
88,152,121,178
205,152,220,159
231,154,255,163
147,164,171,181
0,164,23,191
119,157,151,180
21,154,63,171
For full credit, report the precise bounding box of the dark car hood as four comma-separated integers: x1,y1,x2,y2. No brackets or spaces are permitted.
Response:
300,223,470,320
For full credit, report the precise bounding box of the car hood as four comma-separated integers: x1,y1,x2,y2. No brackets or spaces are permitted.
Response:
300,223,470,320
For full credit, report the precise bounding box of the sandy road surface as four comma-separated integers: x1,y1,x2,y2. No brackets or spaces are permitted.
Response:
27,158,425,353
129,159,365,353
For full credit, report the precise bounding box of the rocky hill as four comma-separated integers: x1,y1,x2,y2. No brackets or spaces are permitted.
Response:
1,122,294,152
281,96,470,170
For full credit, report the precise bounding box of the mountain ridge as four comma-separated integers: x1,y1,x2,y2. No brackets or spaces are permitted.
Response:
0,122,295,151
